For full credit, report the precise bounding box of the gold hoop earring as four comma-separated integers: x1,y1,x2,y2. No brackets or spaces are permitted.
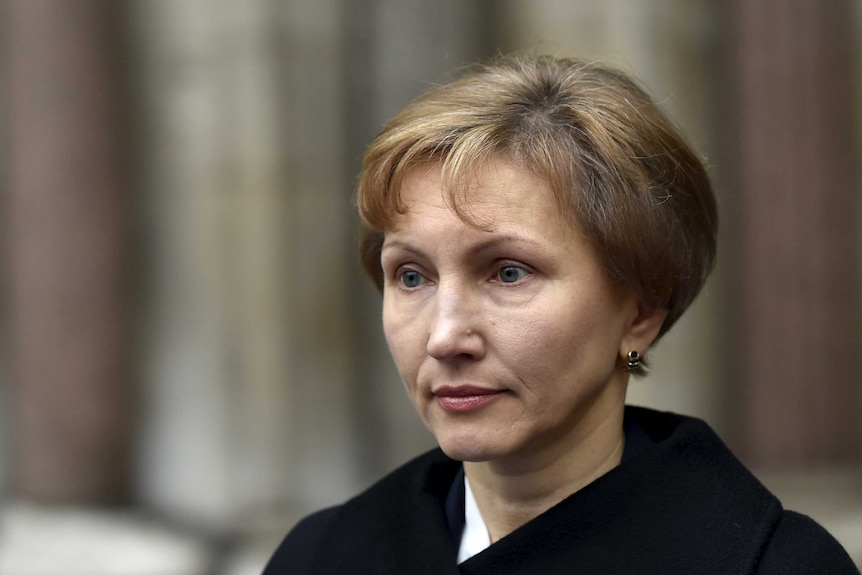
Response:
625,350,640,372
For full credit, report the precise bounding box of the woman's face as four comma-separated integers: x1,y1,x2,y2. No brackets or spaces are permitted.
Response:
381,159,654,467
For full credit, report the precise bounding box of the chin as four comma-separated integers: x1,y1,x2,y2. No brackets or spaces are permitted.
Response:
434,433,507,463
422,410,520,462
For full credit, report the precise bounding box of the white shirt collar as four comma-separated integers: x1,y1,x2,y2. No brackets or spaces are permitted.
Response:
457,474,491,563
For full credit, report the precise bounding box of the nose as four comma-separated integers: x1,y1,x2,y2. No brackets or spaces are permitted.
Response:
426,282,485,361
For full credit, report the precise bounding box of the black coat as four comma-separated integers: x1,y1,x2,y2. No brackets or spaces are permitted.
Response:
265,407,859,574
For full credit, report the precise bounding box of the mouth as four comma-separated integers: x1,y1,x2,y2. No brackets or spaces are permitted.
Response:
432,385,503,413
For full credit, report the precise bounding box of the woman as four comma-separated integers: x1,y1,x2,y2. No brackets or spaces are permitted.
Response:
265,55,858,574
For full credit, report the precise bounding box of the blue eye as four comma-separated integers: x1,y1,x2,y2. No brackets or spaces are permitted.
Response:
497,265,529,284
399,269,424,288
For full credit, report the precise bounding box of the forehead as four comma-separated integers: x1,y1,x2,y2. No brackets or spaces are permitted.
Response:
391,159,569,233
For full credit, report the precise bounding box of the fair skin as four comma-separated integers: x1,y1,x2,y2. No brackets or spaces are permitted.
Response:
380,159,667,542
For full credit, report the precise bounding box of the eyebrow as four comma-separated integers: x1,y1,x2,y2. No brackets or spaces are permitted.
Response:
380,239,424,257
381,234,542,257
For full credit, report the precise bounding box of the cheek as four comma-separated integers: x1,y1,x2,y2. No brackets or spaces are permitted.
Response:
492,314,569,384
500,305,613,378
382,307,421,381
381,295,401,346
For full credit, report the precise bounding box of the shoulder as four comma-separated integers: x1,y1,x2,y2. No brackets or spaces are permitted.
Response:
263,506,339,574
624,406,859,573
263,448,460,574
755,510,859,574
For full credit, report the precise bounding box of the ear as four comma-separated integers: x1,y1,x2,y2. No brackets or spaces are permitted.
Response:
620,303,668,358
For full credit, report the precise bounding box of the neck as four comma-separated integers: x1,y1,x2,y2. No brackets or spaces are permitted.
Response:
463,401,626,542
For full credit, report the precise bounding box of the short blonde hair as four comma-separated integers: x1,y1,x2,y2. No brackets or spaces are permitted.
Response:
357,55,717,338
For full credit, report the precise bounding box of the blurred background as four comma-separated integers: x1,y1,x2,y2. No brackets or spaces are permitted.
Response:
1,0,861,573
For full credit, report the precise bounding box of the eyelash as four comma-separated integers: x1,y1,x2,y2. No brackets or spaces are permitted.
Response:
392,261,533,291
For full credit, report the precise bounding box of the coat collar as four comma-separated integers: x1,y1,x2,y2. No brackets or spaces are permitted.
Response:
311,407,782,574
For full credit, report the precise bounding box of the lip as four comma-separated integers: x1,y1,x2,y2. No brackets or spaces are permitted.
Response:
433,385,503,413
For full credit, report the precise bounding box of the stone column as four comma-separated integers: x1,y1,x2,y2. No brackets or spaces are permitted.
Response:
6,0,131,503
728,0,860,466
132,0,361,530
